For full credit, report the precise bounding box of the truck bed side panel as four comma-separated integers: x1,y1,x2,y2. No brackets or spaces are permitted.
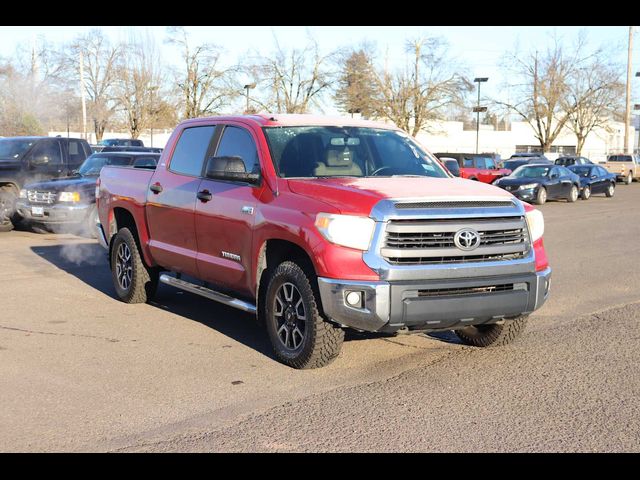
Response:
98,166,156,267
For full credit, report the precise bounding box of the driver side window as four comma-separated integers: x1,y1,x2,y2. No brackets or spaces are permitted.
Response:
29,140,62,167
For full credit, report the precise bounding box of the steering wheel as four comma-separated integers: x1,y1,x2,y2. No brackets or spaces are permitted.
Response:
370,166,394,176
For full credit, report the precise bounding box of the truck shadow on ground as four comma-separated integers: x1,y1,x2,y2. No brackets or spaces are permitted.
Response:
31,242,406,362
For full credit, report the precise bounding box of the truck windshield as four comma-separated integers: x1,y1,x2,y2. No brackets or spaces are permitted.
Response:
263,126,448,178
0,138,36,160
78,154,133,176
513,166,550,178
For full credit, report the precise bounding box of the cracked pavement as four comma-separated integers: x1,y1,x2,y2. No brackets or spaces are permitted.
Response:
1,185,640,452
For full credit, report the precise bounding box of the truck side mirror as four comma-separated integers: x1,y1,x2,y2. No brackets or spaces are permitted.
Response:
31,155,50,166
204,156,260,184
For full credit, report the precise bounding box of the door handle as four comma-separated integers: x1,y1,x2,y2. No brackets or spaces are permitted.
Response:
149,183,163,194
197,190,212,202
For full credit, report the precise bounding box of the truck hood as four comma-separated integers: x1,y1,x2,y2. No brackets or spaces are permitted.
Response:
24,175,97,193
287,177,515,215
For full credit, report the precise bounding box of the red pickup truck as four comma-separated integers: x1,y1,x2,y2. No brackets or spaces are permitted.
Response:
96,115,551,369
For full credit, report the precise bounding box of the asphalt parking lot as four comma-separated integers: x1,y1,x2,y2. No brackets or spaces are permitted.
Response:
1,184,639,452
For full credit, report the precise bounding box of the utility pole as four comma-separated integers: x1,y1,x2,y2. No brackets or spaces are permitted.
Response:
624,27,634,154
473,77,488,154
243,83,256,113
79,51,87,141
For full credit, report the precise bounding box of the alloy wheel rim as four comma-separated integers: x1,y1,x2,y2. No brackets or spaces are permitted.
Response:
609,185,615,195
571,187,578,201
584,187,590,199
540,189,546,203
115,243,133,290
273,282,306,351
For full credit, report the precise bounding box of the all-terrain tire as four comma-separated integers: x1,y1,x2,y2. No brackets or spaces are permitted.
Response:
264,261,344,369
110,227,158,303
455,315,529,347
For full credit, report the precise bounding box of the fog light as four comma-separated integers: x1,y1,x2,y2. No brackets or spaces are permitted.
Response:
345,291,362,307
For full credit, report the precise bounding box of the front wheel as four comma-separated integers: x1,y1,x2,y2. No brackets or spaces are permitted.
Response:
534,186,547,205
567,185,578,202
110,227,158,303
0,186,17,233
625,172,633,185
581,185,591,200
264,261,344,369
605,182,615,197
455,315,529,347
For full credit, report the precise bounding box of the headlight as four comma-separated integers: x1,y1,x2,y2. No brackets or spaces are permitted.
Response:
58,191,81,202
519,183,538,190
315,213,376,251
19,189,27,199
525,209,544,242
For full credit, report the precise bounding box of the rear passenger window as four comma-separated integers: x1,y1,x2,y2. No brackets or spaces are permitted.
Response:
169,126,216,176
67,140,86,165
216,126,259,174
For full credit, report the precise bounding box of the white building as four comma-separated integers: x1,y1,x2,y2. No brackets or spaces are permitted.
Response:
51,117,636,164
414,119,635,163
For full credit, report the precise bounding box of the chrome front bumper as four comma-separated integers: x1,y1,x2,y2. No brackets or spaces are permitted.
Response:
318,267,551,333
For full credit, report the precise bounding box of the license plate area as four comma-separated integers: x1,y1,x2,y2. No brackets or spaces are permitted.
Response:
31,206,44,216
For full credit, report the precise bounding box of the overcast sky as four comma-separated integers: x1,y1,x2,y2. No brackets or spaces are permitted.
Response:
0,26,637,114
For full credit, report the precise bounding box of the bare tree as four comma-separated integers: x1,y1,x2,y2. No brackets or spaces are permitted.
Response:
166,26,238,119
247,36,337,114
369,37,472,136
65,30,121,142
334,44,377,117
566,56,623,155
496,34,606,153
114,33,166,139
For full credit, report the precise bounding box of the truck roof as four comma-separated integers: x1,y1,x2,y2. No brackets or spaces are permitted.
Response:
181,114,400,130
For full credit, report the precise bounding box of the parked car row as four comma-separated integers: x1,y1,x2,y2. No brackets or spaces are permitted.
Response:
0,135,160,234
433,152,630,205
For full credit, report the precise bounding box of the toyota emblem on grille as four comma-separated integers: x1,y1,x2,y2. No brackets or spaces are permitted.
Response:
454,228,481,251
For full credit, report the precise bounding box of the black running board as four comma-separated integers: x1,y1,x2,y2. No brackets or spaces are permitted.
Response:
159,274,257,314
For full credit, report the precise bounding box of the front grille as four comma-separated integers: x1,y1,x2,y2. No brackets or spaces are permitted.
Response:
27,190,56,204
395,200,516,209
417,283,523,297
381,216,529,265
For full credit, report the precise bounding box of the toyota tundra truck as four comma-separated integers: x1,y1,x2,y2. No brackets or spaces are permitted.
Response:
96,114,551,369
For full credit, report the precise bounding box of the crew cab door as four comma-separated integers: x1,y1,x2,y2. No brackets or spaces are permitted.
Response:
194,124,262,297
25,139,64,182
145,125,218,277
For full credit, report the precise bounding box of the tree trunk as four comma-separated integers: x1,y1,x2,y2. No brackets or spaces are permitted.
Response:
576,135,586,156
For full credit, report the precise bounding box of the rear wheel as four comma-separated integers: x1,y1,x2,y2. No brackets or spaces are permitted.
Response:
264,261,344,369
534,186,547,205
455,315,529,347
567,185,578,202
625,172,633,185
581,185,591,200
605,182,615,197
110,227,158,303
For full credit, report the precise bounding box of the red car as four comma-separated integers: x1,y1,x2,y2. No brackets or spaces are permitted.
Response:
435,152,510,183
97,115,551,369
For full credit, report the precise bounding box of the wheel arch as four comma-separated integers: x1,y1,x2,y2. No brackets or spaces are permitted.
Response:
256,238,318,323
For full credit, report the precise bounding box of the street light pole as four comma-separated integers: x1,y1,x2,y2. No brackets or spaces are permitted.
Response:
149,85,158,148
244,83,256,113
473,77,488,154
